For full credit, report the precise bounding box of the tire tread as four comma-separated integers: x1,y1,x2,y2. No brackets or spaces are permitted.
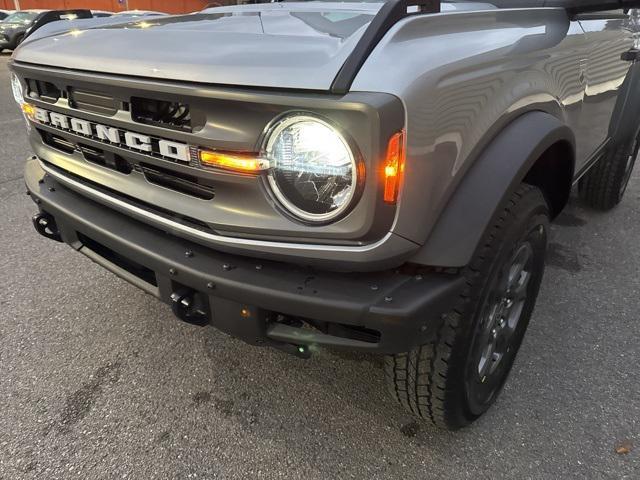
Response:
385,184,544,429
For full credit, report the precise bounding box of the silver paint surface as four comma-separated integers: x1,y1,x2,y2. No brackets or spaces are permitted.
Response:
16,4,377,91
352,6,636,245
13,2,640,267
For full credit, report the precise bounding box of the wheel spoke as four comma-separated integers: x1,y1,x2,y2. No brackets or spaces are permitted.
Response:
478,341,494,378
512,270,531,302
508,253,527,289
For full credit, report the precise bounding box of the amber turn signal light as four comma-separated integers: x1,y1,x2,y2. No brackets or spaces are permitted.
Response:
199,149,269,173
21,103,36,120
383,130,405,204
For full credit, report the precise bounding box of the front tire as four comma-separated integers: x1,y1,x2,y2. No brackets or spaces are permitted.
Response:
579,135,639,210
385,184,549,430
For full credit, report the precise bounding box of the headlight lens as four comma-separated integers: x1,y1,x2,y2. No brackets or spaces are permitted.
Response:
11,73,24,105
264,114,360,223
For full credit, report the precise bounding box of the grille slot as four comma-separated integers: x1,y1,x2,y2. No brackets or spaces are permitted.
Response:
78,143,133,174
69,88,119,116
39,130,76,154
131,97,192,132
26,79,61,104
140,163,215,200
77,233,158,287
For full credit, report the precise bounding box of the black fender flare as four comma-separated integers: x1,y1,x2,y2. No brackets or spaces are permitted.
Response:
608,61,640,148
413,111,575,268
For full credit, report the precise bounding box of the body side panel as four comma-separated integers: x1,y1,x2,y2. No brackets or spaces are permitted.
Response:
575,10,635,167
351,8,587,247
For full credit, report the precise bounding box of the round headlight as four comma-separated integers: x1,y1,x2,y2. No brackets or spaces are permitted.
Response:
264,114,360,223
11,73,24,105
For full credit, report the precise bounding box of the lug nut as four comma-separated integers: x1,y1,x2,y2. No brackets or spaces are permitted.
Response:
169,268,178,276
185,250,194,258
384,296,393,303
206,282,215,289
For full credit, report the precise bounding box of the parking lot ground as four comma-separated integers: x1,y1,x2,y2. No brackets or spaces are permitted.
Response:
0,53,639,479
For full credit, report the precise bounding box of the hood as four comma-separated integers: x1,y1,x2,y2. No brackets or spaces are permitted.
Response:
13,3,380,91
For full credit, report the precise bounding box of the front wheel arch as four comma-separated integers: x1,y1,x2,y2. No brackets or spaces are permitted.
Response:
523,140,574,218
412,111,575,268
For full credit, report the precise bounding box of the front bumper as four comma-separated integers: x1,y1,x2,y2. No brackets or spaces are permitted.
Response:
25,157,465,354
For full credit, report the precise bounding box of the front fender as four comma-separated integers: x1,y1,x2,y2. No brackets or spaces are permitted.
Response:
411,111,575,268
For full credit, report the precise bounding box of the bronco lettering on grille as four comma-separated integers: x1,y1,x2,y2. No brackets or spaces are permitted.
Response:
32,107,191,163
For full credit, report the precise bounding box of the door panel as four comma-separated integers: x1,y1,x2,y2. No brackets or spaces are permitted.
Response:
577,11,635,168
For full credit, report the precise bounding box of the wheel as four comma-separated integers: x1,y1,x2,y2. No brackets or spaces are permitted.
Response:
579,135,639,210
385,184,549,430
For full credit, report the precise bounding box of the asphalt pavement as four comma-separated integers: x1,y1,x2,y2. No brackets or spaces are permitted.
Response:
0,53,638,479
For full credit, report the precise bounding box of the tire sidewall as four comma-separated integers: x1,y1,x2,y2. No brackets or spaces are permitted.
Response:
458,190,549,422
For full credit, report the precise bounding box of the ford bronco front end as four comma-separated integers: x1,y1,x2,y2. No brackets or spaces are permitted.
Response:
15,0,640,429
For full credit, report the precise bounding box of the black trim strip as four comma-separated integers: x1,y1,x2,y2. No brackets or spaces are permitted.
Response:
477,1,640,12
330,0,441,95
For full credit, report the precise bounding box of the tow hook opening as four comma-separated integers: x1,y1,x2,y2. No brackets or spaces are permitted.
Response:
32,212,62,242
170,286,210,326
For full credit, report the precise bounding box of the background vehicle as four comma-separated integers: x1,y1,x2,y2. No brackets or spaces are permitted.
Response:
0,10,46,52
25,11,161,42
1,9,96,52
12,0,640,430
0,9,14,21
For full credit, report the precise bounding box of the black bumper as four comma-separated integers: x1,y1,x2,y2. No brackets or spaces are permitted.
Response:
25,158,465,354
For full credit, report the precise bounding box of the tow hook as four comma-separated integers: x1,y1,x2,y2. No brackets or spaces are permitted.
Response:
32,212,62,242
170,287,210,326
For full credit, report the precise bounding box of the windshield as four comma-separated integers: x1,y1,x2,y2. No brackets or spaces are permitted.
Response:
3,12,38,24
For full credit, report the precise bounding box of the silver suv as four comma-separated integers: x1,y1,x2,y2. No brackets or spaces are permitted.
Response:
12,0,640,429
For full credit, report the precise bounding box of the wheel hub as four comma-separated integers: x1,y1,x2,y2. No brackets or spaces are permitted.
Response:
477,242,533,381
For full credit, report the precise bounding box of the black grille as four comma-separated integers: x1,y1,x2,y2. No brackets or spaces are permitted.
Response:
41,160,216,234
